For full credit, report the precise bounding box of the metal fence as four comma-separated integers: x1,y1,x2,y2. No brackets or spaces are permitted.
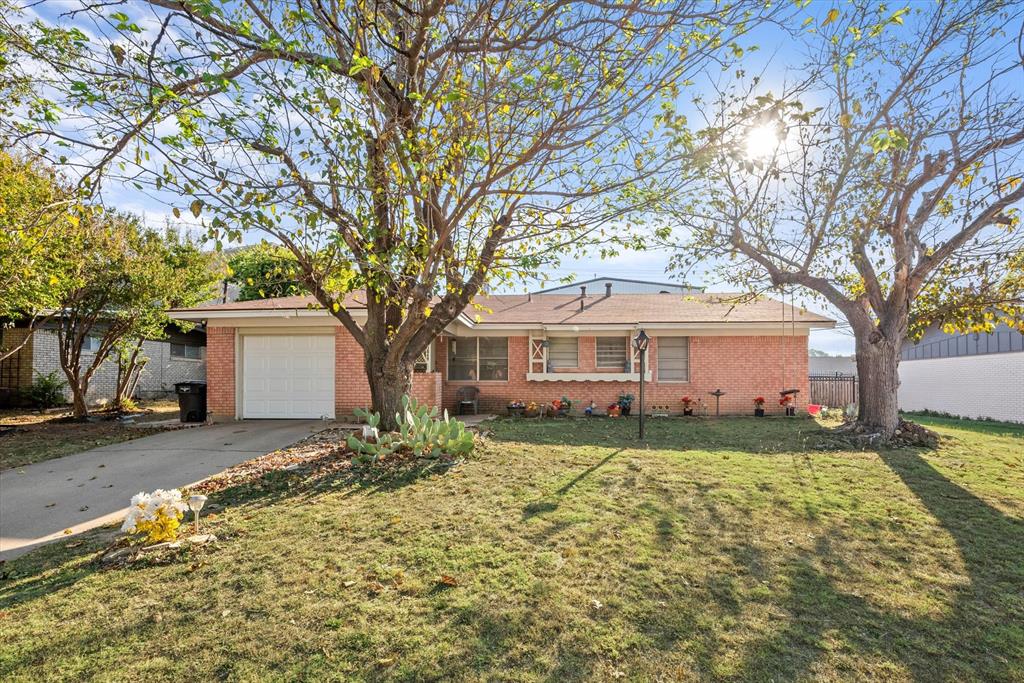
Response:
809,374,858,407
901,329,1024,361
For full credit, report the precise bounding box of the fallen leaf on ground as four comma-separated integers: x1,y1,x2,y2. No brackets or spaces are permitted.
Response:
438,575,459,587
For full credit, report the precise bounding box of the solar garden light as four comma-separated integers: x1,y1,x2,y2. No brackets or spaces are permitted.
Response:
632,330,650,440
188,495,208,535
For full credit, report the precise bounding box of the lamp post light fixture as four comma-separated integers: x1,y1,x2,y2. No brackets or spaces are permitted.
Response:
633,329,650,440
188,494,208,535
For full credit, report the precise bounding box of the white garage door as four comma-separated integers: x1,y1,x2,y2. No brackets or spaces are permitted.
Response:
242,335,335,419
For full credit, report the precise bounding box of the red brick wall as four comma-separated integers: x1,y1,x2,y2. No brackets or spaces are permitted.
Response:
206,325,808,420
438,334,809,416
335,326,371,414
334,329,441,415
206,327,236,420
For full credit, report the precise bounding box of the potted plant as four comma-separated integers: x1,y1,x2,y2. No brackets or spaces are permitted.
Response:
551,396,572,416
507,400,526,417
584,400,597,416
618,393,635,416
607,402,621,417
681,396,694,416
524,401,541,418
753,396,766,417
779,394,796,416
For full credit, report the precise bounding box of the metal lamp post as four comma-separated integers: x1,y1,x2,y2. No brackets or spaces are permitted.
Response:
633,329,650,440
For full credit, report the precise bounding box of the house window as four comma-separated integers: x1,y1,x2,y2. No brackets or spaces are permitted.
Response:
82,336,101,352
657,337,689,381
547,337,578,369
170,343,203,360
596,336,628,369
414,344,432,372
447,337,508,381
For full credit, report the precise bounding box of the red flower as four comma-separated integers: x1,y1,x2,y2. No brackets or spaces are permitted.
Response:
753,396,766,406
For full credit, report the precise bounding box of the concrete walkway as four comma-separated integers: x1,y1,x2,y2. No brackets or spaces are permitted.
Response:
0,420,326,560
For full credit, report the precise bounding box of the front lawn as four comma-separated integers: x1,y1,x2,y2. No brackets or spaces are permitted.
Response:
1,416,1021,681
0,400,180,471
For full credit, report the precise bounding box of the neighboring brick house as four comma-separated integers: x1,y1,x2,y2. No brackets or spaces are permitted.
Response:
898,323,1024,423
0,322,206,407
171,285,833,421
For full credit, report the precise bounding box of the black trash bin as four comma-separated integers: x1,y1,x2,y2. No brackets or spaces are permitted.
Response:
174,381,207,423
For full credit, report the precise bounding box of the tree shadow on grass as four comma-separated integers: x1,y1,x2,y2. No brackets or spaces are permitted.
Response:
521,448,622,522
729,447,1024,682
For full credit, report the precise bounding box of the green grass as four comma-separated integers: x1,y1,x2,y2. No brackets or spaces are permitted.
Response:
1,416,1022,681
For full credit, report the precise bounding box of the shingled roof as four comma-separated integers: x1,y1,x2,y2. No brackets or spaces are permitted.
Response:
174,292,834,326
467,293,833,325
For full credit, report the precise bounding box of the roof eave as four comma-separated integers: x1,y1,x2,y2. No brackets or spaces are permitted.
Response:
169,308,365,322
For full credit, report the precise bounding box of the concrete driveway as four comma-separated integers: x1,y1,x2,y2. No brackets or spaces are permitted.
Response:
0,420,325,560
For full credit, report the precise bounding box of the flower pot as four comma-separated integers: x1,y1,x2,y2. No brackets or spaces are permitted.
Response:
620,405,631,416
785,406,796,417
683,408,693,416
524,408,540,418
754,408,765,417
555,407,570,417
507,406,525,417
607,407,621,418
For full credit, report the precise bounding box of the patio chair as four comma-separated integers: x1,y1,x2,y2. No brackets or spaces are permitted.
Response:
456,386,480,415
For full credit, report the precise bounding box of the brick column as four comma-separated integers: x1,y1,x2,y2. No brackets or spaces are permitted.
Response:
205,327,236,421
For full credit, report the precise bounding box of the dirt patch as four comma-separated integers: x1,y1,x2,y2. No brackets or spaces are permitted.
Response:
0,400,182,470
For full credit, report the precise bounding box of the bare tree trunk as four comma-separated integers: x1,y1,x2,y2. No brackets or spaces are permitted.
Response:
854,328,903,437
114,338,146,410
68,372,90,418
366,350,414,431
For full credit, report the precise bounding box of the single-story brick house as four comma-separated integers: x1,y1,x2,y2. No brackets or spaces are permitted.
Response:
171,285,834,420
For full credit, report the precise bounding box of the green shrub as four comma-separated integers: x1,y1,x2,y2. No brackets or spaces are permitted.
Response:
22,370,67,410
348,396,475,465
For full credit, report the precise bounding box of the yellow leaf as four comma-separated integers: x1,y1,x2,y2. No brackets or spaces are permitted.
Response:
839,113,852,128
823,8,839,26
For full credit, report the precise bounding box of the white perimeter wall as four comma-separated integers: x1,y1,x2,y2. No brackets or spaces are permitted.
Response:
898,351,1024,423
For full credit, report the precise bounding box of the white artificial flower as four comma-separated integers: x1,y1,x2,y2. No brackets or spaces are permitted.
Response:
121,488,186,533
